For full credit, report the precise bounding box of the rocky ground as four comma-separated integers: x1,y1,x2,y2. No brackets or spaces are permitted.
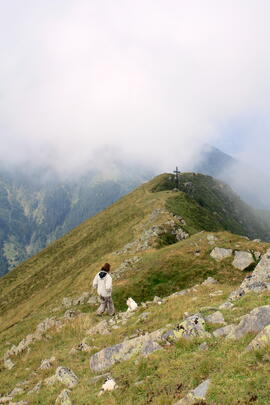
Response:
1,239,270,404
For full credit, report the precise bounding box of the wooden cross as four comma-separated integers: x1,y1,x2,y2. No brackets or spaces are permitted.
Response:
173,166,181,188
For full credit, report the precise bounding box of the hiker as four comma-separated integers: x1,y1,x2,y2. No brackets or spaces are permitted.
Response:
92,263,115,316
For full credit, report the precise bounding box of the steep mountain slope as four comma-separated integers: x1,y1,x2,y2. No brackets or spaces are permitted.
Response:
0,163,153,276
1,173,270,404
1,172,269,318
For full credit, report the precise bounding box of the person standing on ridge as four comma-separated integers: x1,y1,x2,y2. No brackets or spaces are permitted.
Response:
92,263,115,316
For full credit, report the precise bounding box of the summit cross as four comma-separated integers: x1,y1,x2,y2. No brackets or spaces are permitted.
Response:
173,166,181,188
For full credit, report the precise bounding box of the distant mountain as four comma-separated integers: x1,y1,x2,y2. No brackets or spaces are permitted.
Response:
192,144,270,210
0,162,153,276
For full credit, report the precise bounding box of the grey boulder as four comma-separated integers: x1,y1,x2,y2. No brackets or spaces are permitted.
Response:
55,367,78,388
232,251,255,271
210,247,232,261
174,379,211,405
89,329,164,372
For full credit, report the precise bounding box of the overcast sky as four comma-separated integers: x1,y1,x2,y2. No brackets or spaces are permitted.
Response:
1,1,270,173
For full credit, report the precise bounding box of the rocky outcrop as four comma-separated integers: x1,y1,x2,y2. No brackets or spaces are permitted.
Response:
86,320,110,336
174,379,211,405
27,381,42,395
63,309,81,320
39,357,56,370
219,301,234,310
115,209,188,255
214,305,270,340
213,324,236,338
246,325,270,351
232,251,255,271
202,277,217,286
205,311,226,325
210,247,233,261
55,367,78,388
62,292,96,308
4,357,15,370
55,389,72,405
207,234,218,245
112,256,142,280
229,249,270,301
70,342,92,354
162,314,211,341
3,318,62,368
89,329,164,372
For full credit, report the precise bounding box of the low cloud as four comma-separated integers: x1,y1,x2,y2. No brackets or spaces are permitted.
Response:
1,1,270,173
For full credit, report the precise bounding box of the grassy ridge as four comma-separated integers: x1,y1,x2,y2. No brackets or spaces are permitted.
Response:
1,173,270,403
155,173,270,239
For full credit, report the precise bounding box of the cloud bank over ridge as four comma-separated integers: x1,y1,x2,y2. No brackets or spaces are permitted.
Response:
1,1,270,172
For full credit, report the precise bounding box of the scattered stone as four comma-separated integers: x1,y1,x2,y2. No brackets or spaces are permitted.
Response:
207,234,218,245
55,389,72,405
246,325,270,351
9,387,24,396
112,256,143,279
44,375,58,386
0,398,13,404
205,311,226,325
86,320,110,335
55,367,78,388
162,314,211,341
98,378,118,396
227,305,270,340
39,356,56,370
213,324,236,338
202,277,218,286
126,297,138,311
36,317,62,335
8,402,28,405
169,289,188,298
174,379,211,405
64,309,81,320
62,298,73,308
137,311,150,322
253,239,261,243
90,328,165,372
210,247,233,261
4,357,15,369
232,251,255,271
63,292,91,308
70,342,91,354
28,381,42,394
141,340,163,356
229,249,270,301
209,290,223,297
153,296,163,304
219,301,234,310
199,342,209,351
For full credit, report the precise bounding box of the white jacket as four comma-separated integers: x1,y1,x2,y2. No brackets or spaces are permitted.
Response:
93,271,112,297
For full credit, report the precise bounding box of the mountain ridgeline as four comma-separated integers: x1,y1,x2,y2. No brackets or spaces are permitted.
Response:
153,172,270,241
1,172,270,404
